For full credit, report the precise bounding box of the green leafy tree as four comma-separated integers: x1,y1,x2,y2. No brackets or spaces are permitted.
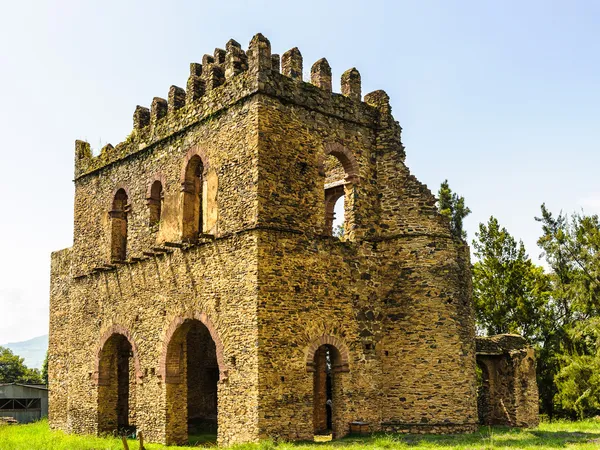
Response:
472,216,552,340
41,351,48,385
0,346,43,384
437,180,471,240
471,215,562,418
333,223,345,238
553,318,600,418
535,205,600,418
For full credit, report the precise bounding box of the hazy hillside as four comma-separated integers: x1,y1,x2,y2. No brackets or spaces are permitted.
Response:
2,334,48,369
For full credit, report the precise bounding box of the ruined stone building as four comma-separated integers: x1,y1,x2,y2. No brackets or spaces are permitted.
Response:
476,335,539,428
48,34,533,446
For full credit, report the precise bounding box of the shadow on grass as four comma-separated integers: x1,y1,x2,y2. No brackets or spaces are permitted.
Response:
189,432,217,446
292,427,600,448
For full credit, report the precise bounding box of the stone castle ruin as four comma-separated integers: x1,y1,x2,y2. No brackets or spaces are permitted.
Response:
48,33,537,445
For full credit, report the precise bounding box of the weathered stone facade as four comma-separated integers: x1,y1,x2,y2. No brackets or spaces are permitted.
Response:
49,34,479,446
475,335,539,428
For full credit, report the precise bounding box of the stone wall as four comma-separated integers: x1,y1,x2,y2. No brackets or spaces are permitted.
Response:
49,33,479,445
476,334,539,428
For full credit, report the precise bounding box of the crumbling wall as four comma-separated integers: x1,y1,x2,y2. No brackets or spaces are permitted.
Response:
476,334,539,428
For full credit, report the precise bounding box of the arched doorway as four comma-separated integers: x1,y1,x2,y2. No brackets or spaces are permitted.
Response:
164,319,220,445
312,344,344,437
97,333,137,435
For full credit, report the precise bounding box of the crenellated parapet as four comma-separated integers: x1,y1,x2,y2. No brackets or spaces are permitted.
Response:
74,33,397,179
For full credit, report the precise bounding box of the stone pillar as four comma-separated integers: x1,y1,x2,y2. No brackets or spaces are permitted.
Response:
186,63,205,104
151,97,167,122
168,86,186,113
248,33,272,73
311,58,332,92
282,47,303,80
225,39,247,78
341,68,361,101
133,106,150,130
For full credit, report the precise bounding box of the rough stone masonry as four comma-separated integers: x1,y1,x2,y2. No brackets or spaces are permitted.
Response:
48,33,531,446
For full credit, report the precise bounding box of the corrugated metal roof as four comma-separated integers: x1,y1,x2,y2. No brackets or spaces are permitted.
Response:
0,383,48,391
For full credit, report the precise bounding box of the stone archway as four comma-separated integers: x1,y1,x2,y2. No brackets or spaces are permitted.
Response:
161,314,226,445
95,327,141,435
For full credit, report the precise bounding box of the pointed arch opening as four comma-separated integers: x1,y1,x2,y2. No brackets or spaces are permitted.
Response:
109,188,129,262
163,317,223,446
97,332,138,435
181,155,205,242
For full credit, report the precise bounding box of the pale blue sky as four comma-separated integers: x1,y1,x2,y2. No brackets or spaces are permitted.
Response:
1,0,599,344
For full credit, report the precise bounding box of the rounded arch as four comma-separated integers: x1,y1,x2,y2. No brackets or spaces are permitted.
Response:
318,142,360,183
159,312,228,382
180,145,210,183
93,324,142,385
146,173,167,198
305,334,350,373
109,184,131,209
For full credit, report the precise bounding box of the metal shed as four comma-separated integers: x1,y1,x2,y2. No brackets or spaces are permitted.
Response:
0,383,48,424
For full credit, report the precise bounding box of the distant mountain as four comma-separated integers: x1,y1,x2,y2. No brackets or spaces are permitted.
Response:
2,334,48,369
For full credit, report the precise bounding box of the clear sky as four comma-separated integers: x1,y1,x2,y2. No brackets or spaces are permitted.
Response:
1,0,599,344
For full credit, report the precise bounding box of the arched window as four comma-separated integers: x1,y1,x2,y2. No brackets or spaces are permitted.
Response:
321,144,359,238
109,189,129,262
324,155,346,236
181,155,204,241
147,180,163,227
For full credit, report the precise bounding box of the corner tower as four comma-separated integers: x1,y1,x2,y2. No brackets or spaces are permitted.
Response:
49,33,477,446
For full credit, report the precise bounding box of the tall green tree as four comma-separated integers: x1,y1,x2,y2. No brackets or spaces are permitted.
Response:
41,351,48,385
472,216,552,340
0,346,43,384
437,180,471,240
471,215,561,418
536,205,600,418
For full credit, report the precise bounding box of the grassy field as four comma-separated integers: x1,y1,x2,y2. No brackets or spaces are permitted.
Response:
2,420,600,449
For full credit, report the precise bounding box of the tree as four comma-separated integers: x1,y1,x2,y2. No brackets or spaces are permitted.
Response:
0,346,43,384
471,215,560,418
472,216,551,340
535,205,600,418
437,180,471,240
333,223,344,238
42,351,48,385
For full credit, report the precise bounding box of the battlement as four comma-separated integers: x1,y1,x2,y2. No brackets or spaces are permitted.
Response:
74,33,394,179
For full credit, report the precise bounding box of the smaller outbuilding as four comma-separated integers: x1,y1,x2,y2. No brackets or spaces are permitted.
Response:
0,383,48,424
475,334,539,428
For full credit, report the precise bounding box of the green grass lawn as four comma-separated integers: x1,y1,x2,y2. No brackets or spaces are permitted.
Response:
2,420,600,449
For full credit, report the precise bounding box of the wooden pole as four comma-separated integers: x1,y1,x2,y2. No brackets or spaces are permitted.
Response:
121,435,129,450
139,431,146,450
